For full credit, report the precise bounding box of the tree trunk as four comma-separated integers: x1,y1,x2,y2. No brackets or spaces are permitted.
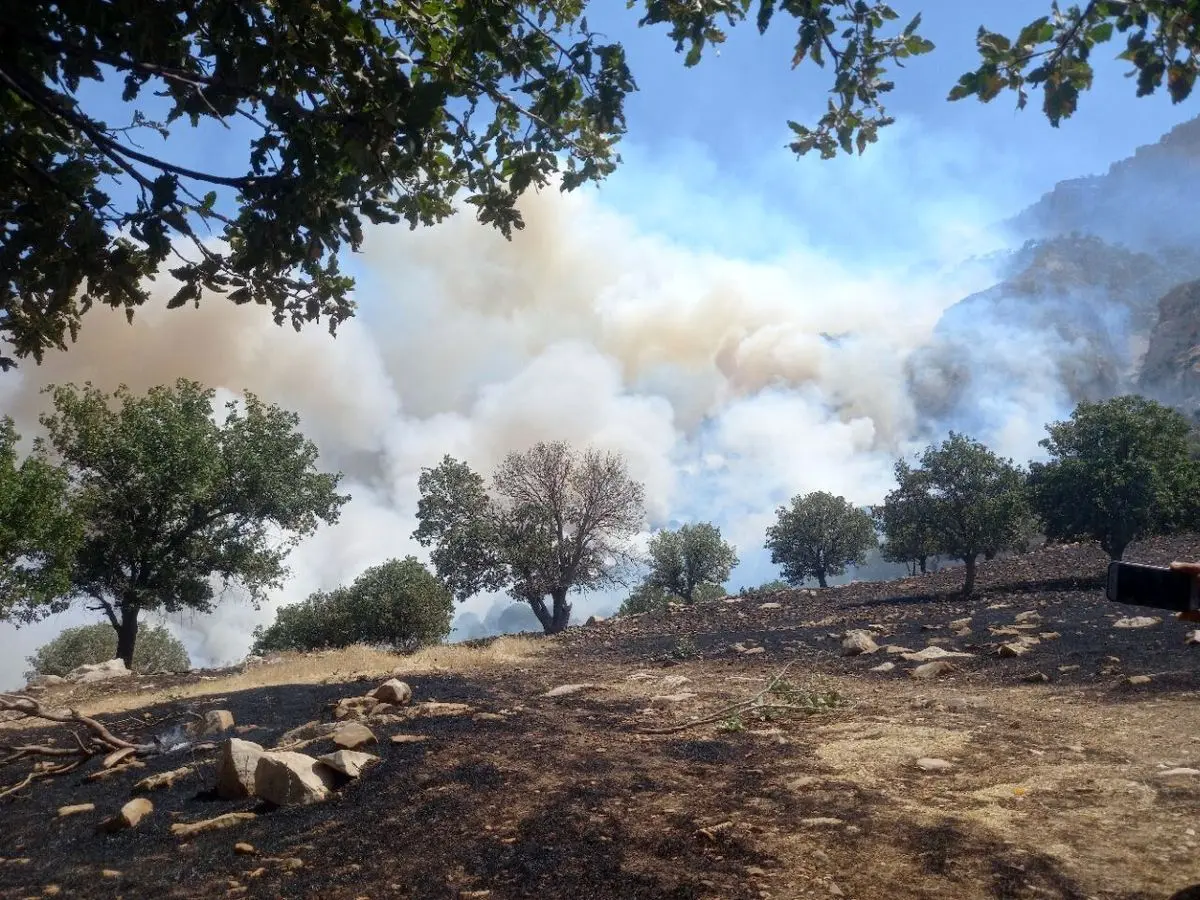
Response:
962,554,978,596
918,556,927,575
816,570,828,589
549,591,572,634
527,596,554,633
115,604,139,669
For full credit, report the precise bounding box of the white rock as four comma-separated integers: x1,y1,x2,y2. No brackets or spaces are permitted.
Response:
911,660,956,680
216,738,265,799
759,602,782,610
885,645,916,655
915,757,953,772
1185,630,1200,646
370,679,413,706
902,646,973,662
69,659,131,684
1113,616,1162,629
543,683,604,698
1013,611,1042,624
317,750,379,779
998,641,1031,658
332,722,377,750
1160,768,1200,777
254,751,334,806
869,662,895,673
660,675,692,689
651,692,698,704
841,630,879,656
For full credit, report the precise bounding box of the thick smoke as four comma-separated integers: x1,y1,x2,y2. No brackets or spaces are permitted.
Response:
6,125,1184,687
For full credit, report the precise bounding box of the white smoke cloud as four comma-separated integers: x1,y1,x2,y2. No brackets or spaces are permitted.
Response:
0,131,1033,689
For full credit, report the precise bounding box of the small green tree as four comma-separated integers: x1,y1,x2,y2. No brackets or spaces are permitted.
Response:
645,522,738,604
1028,395,1199,560
0,418,82,620
872,483,939,576
251,557,453,653
739,579,792,598
764,492,877,589
19,378,349,668
25,622,191,680
618,581,673,617
898,433,1031,595
413,442,645,634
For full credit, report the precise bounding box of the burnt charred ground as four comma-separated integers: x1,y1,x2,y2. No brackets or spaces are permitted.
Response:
0,536,1198,899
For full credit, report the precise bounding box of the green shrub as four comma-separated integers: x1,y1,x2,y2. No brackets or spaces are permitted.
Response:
251,556,453,654
25,622,190,679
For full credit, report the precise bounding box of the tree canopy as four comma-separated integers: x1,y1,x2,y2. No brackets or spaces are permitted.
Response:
644,522,738,604
1028,395,1199,560
251,556,454,653
6,1,1196,369
764,491,877,589
891,433,1031,595
0,418,82,620
21,378,349,666
413,441,645,634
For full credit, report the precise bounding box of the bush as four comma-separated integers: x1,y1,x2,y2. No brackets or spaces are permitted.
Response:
251,556,453,654
764,491,877,588
25,622,190,679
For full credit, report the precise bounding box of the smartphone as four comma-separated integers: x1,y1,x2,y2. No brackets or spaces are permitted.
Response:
1106,561,1199,612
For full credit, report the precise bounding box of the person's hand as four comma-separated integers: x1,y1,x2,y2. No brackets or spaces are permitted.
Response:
1168,561,1200,623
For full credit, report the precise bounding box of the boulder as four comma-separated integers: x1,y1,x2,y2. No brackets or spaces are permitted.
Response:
333,696,378,721
370,679,412,706
332,722,377,750
317,750,379,779
902,646,973,662
98,798,153,832
69,659,131,684
192,710,235,737
841,630,879,656
216,738,265,800
910,661,956,680
998,641,1031,658
254,751,334,806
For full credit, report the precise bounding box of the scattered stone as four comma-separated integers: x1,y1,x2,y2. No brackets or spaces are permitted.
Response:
101,869,121,879
472,712,507,722
1038,632,1061,641
1125,675,1152,686
902,646,973,662
317,750,379,779
915,758,953,772
169,812,258,838
841,630,879,656
390,734,428,745
277,721,337,746
191,710,235,737
1185,630,1200,646
332,723,377,751
333,696,379,721
1014,611,1042,624
57,803,95,818
235,842,257,855
885,645,916,655
133,765,194,793
254,752,334,806
44,885,61,896
911,661,956,680
759,602,782,610
1022,672,1051,684
216,739,265,800
1058,665,1081,673
68,659,132,684
998,641,1031,658
542,683,603,698
869,662,895,673
800,817,844,827
660,675,692,689
954,627,973,637
370,679,412,706
98,798,153,832
1160,768,1200,777
741,646,766,655
1113,616,1162,629
949,618,972,630
627,672,656,681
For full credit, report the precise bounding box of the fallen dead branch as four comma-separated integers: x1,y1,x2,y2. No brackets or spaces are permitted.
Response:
0,693,159,799
635,663,851,735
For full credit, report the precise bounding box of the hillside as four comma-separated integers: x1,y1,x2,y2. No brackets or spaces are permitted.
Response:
1,536,1198,900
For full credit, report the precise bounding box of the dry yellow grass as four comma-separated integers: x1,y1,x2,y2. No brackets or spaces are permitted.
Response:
70,636,545,716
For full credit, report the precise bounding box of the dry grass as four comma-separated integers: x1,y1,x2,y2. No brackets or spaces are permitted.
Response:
70,636,546,717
